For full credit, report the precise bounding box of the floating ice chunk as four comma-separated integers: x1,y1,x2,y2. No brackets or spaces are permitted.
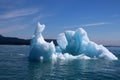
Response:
29,22,55,61
29,23,118,61
57,28,118,60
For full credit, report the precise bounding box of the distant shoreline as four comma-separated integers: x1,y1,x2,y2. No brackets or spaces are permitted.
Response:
0,35,57,46
0,35,119,47
104,45,120,47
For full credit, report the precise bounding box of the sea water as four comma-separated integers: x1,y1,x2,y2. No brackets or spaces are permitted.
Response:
0,45,120,80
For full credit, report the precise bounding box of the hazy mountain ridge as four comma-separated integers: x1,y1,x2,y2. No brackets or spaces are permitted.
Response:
0,35,57,45
0,35,119,47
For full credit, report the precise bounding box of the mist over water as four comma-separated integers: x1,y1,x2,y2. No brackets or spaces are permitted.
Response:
0,45,120,80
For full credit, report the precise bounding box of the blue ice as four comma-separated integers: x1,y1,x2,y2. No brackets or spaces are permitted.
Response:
29,23,118,61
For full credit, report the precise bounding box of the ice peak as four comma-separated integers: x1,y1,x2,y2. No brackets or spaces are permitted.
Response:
34,22,45,35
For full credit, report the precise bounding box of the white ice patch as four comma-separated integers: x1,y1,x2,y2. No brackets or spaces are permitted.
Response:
51,53,91,61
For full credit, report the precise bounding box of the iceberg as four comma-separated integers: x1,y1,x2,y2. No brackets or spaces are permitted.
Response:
29,23,55,61
29,23,118,61
57,28,118,60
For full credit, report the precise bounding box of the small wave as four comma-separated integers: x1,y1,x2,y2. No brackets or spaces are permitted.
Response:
18,54,25,56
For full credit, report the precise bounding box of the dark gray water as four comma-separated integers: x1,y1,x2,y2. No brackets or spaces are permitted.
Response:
0,45,120,80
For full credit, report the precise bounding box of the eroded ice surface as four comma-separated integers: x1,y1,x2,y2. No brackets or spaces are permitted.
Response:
57,28,118,60
29,23,118,61
29,23,55,61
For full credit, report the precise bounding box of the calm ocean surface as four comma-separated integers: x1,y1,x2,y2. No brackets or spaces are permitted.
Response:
0,45,120,80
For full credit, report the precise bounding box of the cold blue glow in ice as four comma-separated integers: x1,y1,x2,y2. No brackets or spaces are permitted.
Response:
29,23,118,61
